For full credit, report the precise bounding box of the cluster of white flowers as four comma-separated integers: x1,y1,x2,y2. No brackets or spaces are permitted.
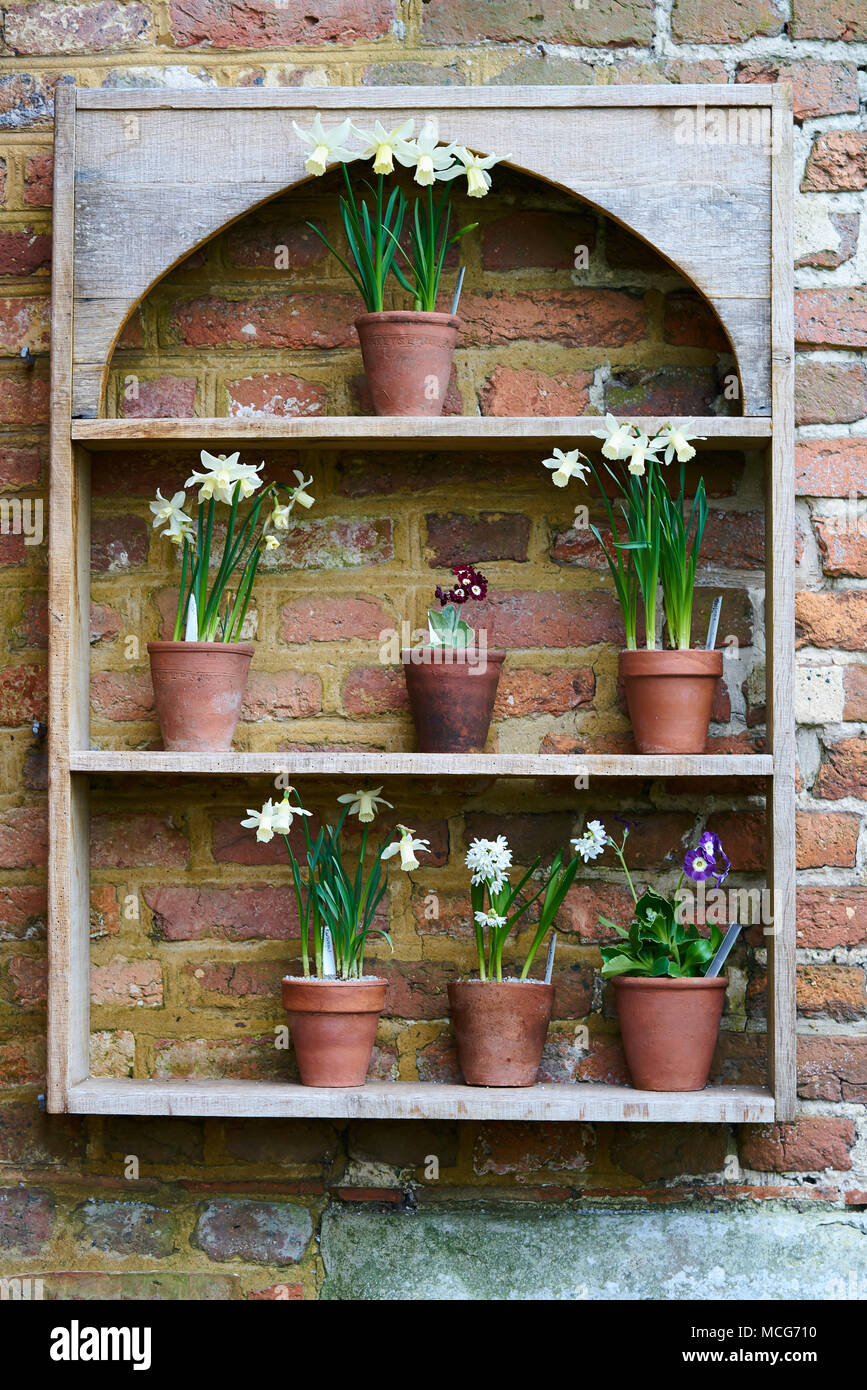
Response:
597,414,705,477
465,835,513,894
293,115,506,197
473,910,508,929
241,794,312,844
571,819,609,864
150,452,316,559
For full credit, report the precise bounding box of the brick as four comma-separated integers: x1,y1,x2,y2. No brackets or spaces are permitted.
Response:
226,1118,339,1165
119,374,196,418
44,1272,240,1299
550,962,594,1018
91,956,163,1008
736,60,859,121
91,814,188,868
478,366,593,417
796,212,860,271
241,671,321,720
557,881,636,942
424,511,530,566
605,219,669,272
0,807,47,867
795,812,860,869
606,365,718,416
417,1032,461,1083
171,0,394,46
814,736,867,800
0,1030,44,1084
662,291,729,351
493,665,595,719
698,511,765,569
168,293,360,349
0,227,51,276
90,671,154,721
188,959,284,1001
0,297,49,354
795,363,866,426
485,55,595,87
90,1029,134,1078
796,592,867,650
795,288,867,349
0,445,40,488
481,211,595,271
473,1122,596,1176
342,664,408,718
337,449,536,500
102,1115,204,1164
797,963,866,1022
89,602,122,644
791,0,866,38
844,665,867,720
472,589,622,649
671,0,784,40
0,663,47,725
146,884,298,941
23,150,52,206
802,132,867,191
90,514,148,572
227,218,326,270
0,1187,54,1254
264,517,392,570
610,1124,727,1181
795,439,867,497
225,372,325,418
280,595,391,644
814,516,867,578
0,73,73,130
797,888,867,950
465,811,578,866
348,1119,458,1170
378,961,458,1020
460,290,647,347
411,888,473,940
7,954,46,1006
247,1283,303,1300
4,1,152,53
194,1199,312,1263
153,1035,287,1081
797,1036,867,1102
74,1201,176,1258
0,374,48,425
740,1119,855,1173
421,0,653,45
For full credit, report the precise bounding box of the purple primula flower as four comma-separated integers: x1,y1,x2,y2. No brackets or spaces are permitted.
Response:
684,832,731,886
684,846,715,882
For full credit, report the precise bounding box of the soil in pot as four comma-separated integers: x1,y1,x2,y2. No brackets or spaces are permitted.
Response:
613,974,727,1091
355,311,459,417
147,641,254,753
619,649,723,754
402,647,505,753
281,977,387,1087
448,979,554,1087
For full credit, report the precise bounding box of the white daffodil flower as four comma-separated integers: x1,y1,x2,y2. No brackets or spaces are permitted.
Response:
336,786,393,824
289,469,315,510
395,123,457,187
186,452,264,505
595,413,636,461
438,146,507,198
292,114,357,177
382,824,430,872
241,799,280,843
270,502,294,533
542,448,589,488
352,118,414,176
150,488,187,530
571,819,609,864
623,430,662,477
263,534,280,551
657,419,705,465
272,796,312,834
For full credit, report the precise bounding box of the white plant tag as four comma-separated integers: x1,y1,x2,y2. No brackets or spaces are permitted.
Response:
322,926,337,978
184,592,198,642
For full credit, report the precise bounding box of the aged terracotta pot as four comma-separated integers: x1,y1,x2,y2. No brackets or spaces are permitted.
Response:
355,310,459,416
281,977,387,1087
619,649,723,754
613,975,728,1092
448,980,554,1087
402,647,505,753
147,641,253,753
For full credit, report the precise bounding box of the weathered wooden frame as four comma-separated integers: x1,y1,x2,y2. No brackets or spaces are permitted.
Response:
48,84,794,1122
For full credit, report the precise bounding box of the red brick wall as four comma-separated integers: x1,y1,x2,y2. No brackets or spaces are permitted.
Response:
0,1,865,1298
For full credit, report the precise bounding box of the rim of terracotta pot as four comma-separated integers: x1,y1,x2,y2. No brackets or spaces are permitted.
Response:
449,978,553,987
282,976,386,1013
619,649,723,676
355,310,460,329
612,974,728,990
401,646,506,663
147,640,255,655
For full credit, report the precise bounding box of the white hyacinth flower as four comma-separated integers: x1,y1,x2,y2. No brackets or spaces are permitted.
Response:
571,819,609,863
474,910,508,929
465,835,513,893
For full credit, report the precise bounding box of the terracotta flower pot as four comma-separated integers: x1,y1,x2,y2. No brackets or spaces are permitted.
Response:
281,977,386,1087
355,310,459,416
402,647,505,753
147,640,253,753
613,974,728,1091
619,648,723,754
448,980,554,1087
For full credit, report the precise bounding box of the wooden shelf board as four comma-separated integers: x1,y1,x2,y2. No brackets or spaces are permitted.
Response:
70,750,773,778
70,416,772,453
65,1078,775,1122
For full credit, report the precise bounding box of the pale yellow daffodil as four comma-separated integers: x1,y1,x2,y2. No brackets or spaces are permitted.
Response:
395,123,457,187
542,447,590,488
382,824,430,872
658,419,705,465
352,119,414,176
438,146,507,198
292,114,357,177
336,786,393,824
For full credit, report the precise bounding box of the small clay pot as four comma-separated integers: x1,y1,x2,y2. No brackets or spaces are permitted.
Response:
147,641,254,752
402,647,505,753
355,311,459,416
448,980,554,1087
281,977,387,1087
619,648,723,754
613,975,728,1092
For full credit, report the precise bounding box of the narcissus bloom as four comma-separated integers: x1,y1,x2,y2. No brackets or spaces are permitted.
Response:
658,419,705,465
395,123,457,186
337,786,392,824
542,447,590,488
382,825,430,872
596,414,636,461
352,119,414,175
439,146,507,198
241,795,311,842
623,430,662,477
186,451,263,505
288,469,315,510
150,489,193,545
292,114,356,176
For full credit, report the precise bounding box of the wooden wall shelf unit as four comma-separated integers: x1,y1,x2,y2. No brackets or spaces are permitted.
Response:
48,84,795,1122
